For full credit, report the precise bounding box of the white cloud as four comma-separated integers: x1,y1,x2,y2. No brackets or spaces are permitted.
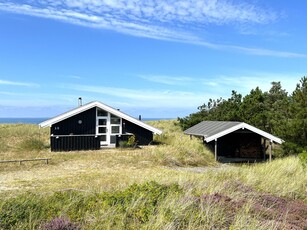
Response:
188,40,307,58
0,91,22,96
227,45,307,58
0,2,197,41
207,72,303,95
49,0,277,25
1,1,305,58
139,75,195,85
140,72,303,94
0,91,83,107
64,83,213,109
3,0,275,26
61,74,301,116
67,75,82,79
0,79,40,87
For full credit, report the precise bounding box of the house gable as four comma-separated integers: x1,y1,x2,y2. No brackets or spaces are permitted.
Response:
39,101,162,135
39,101,162,151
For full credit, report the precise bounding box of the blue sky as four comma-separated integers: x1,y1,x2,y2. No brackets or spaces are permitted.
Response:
0,0,306,118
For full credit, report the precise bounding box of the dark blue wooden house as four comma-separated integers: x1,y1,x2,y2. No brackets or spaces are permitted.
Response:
39,101,162,151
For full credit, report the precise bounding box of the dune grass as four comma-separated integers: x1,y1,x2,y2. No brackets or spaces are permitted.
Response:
0,121,306,229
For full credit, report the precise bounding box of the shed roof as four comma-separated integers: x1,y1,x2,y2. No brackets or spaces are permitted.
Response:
184,121,284,144
39,101,163,135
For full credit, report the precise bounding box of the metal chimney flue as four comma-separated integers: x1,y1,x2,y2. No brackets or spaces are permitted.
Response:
78,97,82,107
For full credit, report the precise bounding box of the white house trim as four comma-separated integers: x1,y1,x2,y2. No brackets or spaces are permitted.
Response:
39,101,163,135
204,122,284,144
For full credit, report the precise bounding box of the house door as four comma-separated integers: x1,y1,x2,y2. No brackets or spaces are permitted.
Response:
97,117,109,146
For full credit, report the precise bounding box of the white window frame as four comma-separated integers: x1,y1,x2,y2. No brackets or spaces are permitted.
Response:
96,108,122,146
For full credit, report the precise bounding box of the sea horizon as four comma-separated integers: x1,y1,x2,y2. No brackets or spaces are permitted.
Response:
0,117,175,124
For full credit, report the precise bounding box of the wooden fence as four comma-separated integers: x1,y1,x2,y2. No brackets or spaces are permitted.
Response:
0,158,50,165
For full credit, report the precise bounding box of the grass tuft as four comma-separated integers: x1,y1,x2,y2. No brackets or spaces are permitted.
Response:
298,151,307,168
148,120,216,167
19,137,48,151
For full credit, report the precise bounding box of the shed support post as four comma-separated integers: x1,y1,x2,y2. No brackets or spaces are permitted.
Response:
269,140,272,162
263,139,266,161
214,139,218,161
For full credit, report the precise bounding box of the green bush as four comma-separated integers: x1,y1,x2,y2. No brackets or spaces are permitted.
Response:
0,182,182,229
298,151,307,168
19,137,47,151
101,181,182,223
281,141,304,155
119,135,137,148
0,193,45,229
127,135,136,146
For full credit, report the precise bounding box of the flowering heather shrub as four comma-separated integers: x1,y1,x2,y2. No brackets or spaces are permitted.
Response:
42,217,80,230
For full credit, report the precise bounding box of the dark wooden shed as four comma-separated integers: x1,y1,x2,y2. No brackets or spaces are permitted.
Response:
184,121,284,162
39,101,162,151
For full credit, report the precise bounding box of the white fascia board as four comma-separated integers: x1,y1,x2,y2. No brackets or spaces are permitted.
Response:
242,123,284,144
39,101,163,135
205,123,245,143
205,122,284,144
38,102,95,128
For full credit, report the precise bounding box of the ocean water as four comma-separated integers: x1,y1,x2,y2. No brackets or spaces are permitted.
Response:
0,118,49,124
0,117,173,124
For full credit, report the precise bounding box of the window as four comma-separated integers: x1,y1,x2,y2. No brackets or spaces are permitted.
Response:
98,127,107,134
96,109,122,143
111,114,121,124
98,119,107,126
110,135,117,144
111,126,120,134
97,109,108,117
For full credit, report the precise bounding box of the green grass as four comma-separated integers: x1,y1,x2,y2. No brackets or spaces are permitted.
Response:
0,121,306,229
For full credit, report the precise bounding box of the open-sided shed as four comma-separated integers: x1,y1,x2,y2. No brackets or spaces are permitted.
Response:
184,121,284,162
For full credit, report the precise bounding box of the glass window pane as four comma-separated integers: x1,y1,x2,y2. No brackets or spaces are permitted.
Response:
111,117,120,124
97,109,108,116
110,114,121,124
99,119,107,126
100,135,106,141
99,127,107,134
110,135,117,144
111,126,120,134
